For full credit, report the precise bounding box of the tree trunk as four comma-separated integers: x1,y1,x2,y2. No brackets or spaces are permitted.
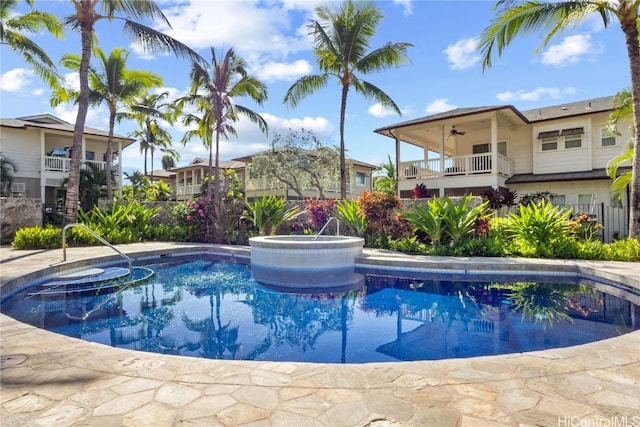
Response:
106,109,115,201
339,83,349,200
620,17,640,239
64,16,92,225
213,129,220,207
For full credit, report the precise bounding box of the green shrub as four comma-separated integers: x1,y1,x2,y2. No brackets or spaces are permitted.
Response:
12,225,61,249
335,199,367,237
246,196,299,236
602,238,640,262
144,224,190,242
78,201,160,244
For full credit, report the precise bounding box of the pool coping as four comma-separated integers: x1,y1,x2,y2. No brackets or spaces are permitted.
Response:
1,242,639,426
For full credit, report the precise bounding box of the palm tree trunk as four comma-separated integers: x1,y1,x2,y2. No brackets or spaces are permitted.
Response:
620,17,640,239
213,130,221,207
339,83,349,200
64,20,92,225
106,111,115,201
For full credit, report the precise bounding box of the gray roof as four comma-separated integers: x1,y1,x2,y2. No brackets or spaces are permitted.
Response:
374,95,617,135
506,166,629,184
1,114,133,144
521,96,615,122
172,158,246,171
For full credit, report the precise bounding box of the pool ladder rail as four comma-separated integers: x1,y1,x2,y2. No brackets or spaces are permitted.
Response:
62,223,132,271
314,217,340,240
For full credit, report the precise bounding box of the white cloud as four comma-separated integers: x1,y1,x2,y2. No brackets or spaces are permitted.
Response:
62,72,80,91
496,87,576,102
32,88,44,96
0,68,33,92
541,34,601,66
255,59,313,82
393,0,414,16
368,103,399,118
425,98,458,114
260,113,334,137
52,103,108,130
443,37,480,70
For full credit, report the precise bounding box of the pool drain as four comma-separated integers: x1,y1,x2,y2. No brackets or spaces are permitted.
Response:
0,354,27,369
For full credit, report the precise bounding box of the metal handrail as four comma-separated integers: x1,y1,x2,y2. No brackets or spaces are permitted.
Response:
62,223,132,271
314,217,340,240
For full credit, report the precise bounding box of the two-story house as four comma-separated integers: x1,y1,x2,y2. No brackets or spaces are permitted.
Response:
374,95,632,241
172,158,246,201
1,114,133,209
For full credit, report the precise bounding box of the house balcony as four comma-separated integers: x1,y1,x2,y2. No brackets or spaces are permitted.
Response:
399,153,515,193
245,178,351,194
176,184,201,197
44,157,120,175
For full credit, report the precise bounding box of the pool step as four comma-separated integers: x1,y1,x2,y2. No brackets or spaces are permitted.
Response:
29,267,154,297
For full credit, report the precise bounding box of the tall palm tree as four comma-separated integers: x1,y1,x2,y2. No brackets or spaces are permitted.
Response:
178,47,268,206
478,0,640,238
128,91,174,181
61,0,202,225
161,153,177,170
50,47,163,200
0,0,63,86
284,0,411,200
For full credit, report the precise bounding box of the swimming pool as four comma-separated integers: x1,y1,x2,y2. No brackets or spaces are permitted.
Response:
2,254,638,363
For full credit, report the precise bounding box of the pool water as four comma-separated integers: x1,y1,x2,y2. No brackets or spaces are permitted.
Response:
2,258,638,363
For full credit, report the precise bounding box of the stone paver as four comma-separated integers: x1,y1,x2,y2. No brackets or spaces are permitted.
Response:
1,242,639,426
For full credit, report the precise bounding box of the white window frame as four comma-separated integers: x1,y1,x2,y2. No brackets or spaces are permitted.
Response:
540,136,558,151
564,134,582,149
600,127,617,147
355,171,366,186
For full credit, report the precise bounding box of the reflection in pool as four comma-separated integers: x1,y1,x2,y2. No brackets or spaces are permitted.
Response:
2,257,638,363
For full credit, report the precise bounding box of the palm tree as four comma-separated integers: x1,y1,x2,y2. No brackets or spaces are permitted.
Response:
128,91,175,181
0,0,63,86
161,153,177,170
607,89,635,206
61,0,202,225
178,47,268,206
478,0,640,238
284,0,411,200
50,47,163,200
0,153,17,196
373,155,396,195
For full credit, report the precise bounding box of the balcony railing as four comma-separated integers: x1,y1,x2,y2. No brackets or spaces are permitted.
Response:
44,157,120,175
245,178,352,194
399,153,514,180
176,184,201,196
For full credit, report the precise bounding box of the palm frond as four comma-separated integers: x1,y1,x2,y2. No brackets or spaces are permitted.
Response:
353,79,402,114
283,74,329,108
121,20,204,64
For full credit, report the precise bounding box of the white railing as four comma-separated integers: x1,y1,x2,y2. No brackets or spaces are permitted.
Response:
245,178,352,194
399,154,514,179
44,157,119,175
176,184,201,196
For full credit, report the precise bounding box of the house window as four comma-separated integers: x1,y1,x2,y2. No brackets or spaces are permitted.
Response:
472,142,507,155
601,128,617,147
85,151,95,161
540,136,558,151
552,194,566,206
578,194,594,206
355,171,366,186
562,127,583,149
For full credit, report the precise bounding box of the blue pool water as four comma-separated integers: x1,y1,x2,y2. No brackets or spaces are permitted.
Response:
2,257,638,363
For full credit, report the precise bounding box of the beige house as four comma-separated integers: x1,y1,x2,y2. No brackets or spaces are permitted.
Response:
172,158,245,201
232,150,376,201
0,114,133,208
375,95,632,241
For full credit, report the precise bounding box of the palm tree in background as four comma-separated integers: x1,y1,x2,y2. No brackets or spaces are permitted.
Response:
60,0,202,225
161,153,177,170
373,155,397,195
50,47,163,201
607,89,635,206
477,0,640,238
0,0,63,86
284,0,411,200
128,91,175,182
0,153,17,196
177,47,268,206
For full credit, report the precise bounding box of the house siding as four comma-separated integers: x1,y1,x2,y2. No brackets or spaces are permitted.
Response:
532,119,590,174
1,127,42,182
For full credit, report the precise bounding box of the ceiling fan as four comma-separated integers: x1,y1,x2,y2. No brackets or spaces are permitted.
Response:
449,125,466,136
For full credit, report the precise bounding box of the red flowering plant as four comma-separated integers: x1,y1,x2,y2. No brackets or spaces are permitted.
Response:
569,212,603,241
305,198,336,232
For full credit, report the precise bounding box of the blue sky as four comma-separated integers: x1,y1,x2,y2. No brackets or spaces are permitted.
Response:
0,0,632,175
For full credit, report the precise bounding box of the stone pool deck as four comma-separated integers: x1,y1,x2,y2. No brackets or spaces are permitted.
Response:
1,242,639,426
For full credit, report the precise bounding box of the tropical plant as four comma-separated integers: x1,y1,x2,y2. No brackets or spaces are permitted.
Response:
61,0,201,226
246,196,299,236
403,198,447,245
478,0,640,238
50,47,163,200
284,0,411,199
161,153,176,170
178,47,268,208
373,155,396,195
412,183,432,199
335,199,368,237
305,198,336,232
0,0,63,86
77,201,159,244
0,153,17,196
607,89,635,206
62,162,112,212
504,199,572,257
442,195,490,245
